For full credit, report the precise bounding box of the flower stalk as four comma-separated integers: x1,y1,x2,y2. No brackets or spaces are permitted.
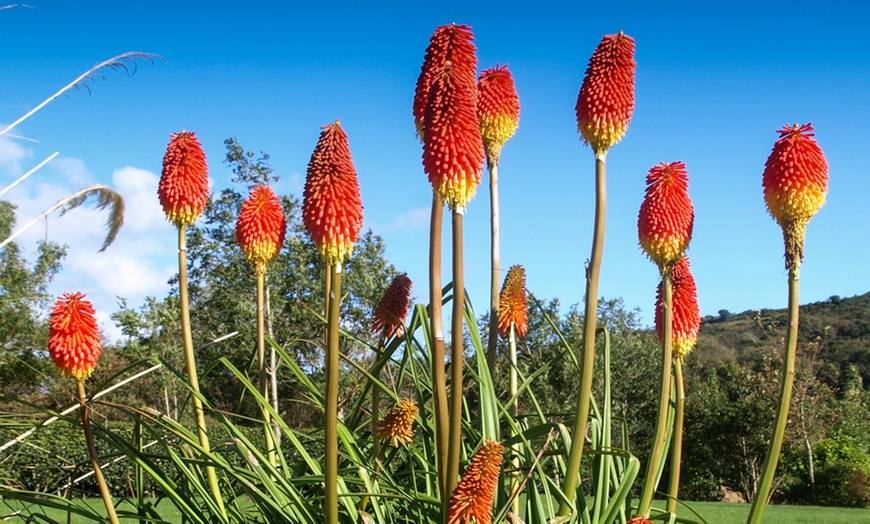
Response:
78,380,119,524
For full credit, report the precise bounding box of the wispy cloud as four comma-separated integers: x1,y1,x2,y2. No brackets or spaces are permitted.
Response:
377,207,430,232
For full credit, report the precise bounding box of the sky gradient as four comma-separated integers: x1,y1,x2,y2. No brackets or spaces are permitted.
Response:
2,1,869,340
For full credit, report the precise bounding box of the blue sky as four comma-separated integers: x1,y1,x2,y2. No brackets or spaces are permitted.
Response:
2,1,869,339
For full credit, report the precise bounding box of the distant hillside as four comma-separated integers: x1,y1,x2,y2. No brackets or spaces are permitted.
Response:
695,292,870,392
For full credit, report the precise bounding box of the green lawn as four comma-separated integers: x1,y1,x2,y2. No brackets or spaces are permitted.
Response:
2,498,869,523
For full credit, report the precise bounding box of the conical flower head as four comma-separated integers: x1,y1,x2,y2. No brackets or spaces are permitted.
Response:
414,24,478,140
655,257,700,359
638,161,694,273
236,185,286,275
762,123,828,267
377,399,418,447
576,32,636,155
447,439,504,524
302,120,364,265
420,25,485,210
627,518,653,524
158,131,209,228
48,292,102,381
477,64,520,166
372,273,412,339
498,264,528,338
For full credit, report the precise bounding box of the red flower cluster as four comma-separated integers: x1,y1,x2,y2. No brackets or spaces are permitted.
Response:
575,32,636,155
447,439,504,524
158,131,209,228
638,161,694,273
416,24,485,210
477,64,520,166
655,256,700,358
236,185,286,275
498,264,528,338
48,292,102,381
372,273,413,339
302,121,364,265
762,123,828,267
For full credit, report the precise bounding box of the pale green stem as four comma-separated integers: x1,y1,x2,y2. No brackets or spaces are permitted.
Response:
486,160,501,379
638,272,674,517
446,206,465,501
559,152,607,516
509,322,521,518
667,356,686,515
178,227,226,519
77,380,119,524
325,263,343,524
257,273,277,468
747,262,801,523
429,193,449,501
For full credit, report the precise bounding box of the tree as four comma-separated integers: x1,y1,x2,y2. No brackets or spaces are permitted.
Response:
0,201,67,404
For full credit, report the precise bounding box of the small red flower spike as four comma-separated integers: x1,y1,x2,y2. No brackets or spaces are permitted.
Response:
498,265,528,338
158,131,210,228
656,256,701,358
236,185,286,275
478,64,520,166
576,32,636,155
638,161,694,273
447,439,504,524
762,123,828,268
372,273,413,339
302,120,364,266
48,292,102,381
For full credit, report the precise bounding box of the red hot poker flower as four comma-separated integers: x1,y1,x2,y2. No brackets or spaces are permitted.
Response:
422,60,485,210
638,161,694,273
414,24,478,140
477,64,520,166
372,273,413,339
498,264,528,338
762,123,828,267
627,517,653,524
48,292,102,381
302,120,364,265
236,185,286,275
158,131,210,228
377,399,418,447
576,32,636,155
447,439,504,524
655,256,700,359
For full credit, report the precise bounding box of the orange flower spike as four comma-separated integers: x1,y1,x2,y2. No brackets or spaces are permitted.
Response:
302,120,364,266
236,185,286,275
447,439,504,524
48,292,102,381
414,24,478,140
655,257,700,358
762,123,828,267
478,64,520,166
377,399,419,447
498,264,528,338
158,131,210,228
638,161,695,273
627,517,653,524
576,32,636,155
372,273,413,339
422,43,484,210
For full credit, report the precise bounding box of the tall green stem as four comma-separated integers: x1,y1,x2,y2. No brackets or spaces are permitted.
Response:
509,323,521,518
486,160,501,379
747,263,801,523
446,207,465,500
371,338,386,469
638,272,674,517
178,227,226,519
429,193,449,500
559,152,607,516
257,273,277,468
325,263,343,524
77,380,119,524
666,355,686,515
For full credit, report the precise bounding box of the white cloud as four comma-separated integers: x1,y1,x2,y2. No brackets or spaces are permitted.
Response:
378,207,430,232
0,135,32,178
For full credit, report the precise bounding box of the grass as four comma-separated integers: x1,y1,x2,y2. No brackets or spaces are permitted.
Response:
2,499,869,523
